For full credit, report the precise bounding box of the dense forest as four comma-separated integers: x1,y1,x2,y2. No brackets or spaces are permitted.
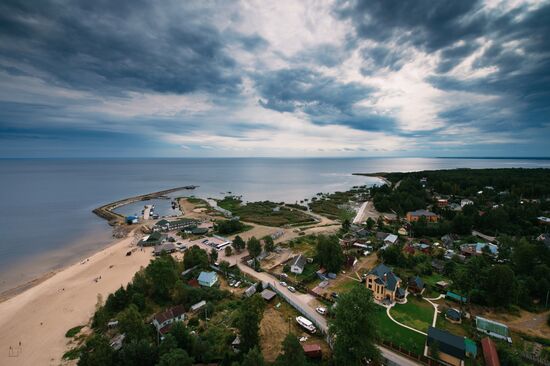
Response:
367,169,550,236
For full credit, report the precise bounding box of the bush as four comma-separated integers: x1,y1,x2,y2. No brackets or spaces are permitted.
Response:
66,325,85,338
215,219,247,235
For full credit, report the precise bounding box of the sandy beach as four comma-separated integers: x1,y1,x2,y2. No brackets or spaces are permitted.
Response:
0,232,152,366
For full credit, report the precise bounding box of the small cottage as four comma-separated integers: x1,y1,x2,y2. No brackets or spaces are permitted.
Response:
198,271,218,287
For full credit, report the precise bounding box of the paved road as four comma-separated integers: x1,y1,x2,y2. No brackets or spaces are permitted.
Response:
238,262,422,366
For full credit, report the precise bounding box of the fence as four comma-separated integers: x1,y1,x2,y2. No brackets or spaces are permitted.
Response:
380,340,446,366
266,282,328,335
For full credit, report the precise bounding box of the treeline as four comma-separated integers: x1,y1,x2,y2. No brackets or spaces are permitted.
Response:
371,178,429,214
380,168,550,198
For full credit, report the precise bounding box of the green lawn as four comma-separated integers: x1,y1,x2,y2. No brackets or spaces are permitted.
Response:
331,277,362,294
390,296,434,333
372,305,426,355
217,197,316,227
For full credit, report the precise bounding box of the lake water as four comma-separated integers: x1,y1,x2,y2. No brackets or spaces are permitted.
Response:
1,157,549,293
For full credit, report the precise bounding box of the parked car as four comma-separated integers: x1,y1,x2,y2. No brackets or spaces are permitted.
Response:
288,286,296,293
279,281,288,287
331,292,339,299
234,281,241,287
315,307,327,315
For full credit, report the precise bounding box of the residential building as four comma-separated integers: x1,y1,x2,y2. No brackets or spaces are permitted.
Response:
197,271,218,287
408,276,425,294
445,308,462,324
441,234,458,248
155,218,198,232
425,327,466,366
431,259,445,273
153,242,177,256
139,231,163,247
481,337,501,366
152,305,185,335
290,254,307,274
460,199,474,208
302,344,322,359
446,291,467,304
460,242,498,257
261,289,276,301
406,209,439,223
365,264,404,302
190,300,206,312
384,234,398,245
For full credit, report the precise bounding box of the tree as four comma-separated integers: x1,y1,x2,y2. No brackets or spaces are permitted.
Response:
315,235,344,273
485,265,516,307
210,248,218,264
275,334,308,366
247,237,262,269
117,304,148,342
119,339,158,366
215,219,246,235
183,245,209,270
219,260,230,276
145,255,178,301
78,334,116,366
232,235,245,252
329,286,380,365
263,235,275,252
366,217,375,230
341,218,351,233
237,303,261,353
169,322,195,355
224,246,233,257
241,347,265,366
157,348,193,366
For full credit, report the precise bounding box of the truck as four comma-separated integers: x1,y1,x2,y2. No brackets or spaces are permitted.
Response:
296,316,316,334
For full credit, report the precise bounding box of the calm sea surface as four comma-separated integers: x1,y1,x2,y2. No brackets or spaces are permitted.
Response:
1,157,549,292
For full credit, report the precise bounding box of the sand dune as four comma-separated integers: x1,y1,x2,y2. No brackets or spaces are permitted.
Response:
0,233,152,366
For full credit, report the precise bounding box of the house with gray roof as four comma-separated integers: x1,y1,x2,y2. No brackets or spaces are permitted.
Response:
365,264,404,303
290,254,307,274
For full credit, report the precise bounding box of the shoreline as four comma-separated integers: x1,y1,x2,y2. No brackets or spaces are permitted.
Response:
352,173,392,187
0,228,153,366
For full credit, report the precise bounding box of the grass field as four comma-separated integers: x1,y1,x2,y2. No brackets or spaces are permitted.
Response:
390,296,434,333
372,305,426,355
308,187,368,219
218,196,317,227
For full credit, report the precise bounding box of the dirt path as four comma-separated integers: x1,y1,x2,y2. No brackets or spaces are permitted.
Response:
481,309,550,339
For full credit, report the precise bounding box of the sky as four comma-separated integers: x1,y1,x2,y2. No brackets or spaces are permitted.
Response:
0,0,549,158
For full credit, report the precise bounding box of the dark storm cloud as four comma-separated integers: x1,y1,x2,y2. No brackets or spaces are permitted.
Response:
255,67,397,131
256,68,370,114
0,0,245,95
337,0,550,132
335,0,485,52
